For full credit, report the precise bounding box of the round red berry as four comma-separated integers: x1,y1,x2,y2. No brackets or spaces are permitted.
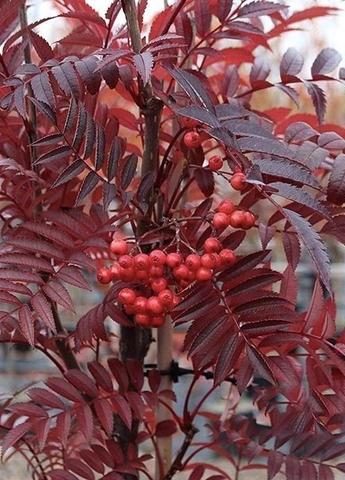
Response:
135,314,151,327
230,172,247,191
119,266,135,281
147,296,164,315
118,255,134,269
110,240,128,256
151,315,165,327
229,210,245,228
219,249,236,266
185,254,201,271
242,211,256,230
149,265,164,278
151,277,168,293
134,296,148,313
135,269,150,282
97,267,112,284
212,212,230,230
173,264,190,280
184,131,201,149
158,289,174,308
213,253,222,270
201,253,218,269
166,252,183,268
134,253,151,270
195,267,213,281
150,249,166,266
124,304,136,315
180,117,199,129
110,264,121,280
118,288,137,305
204,237,222,253
216,200,235,215
187,270,196,283
208,155,223,171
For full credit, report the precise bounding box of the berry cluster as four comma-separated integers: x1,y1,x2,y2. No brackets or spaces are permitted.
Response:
212,199,256,231
97,237,236,328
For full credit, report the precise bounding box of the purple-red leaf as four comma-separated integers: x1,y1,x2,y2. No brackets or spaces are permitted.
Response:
306,82,327,123
133,52,153,85
195,0,211,37
1,421,32,456
43,280,75,312
65,370,99,398
327,153,345,205
46,377,83,402
283,208,331,293
238,1,287,18
311,48,342,77
31,292,56,332
18,305,35,346
280,48,304,78
194,168,215,197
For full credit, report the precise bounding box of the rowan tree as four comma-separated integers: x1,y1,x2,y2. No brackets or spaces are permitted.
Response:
1,1,345,479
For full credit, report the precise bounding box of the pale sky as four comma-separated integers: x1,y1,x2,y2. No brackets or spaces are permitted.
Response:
32,0,345,58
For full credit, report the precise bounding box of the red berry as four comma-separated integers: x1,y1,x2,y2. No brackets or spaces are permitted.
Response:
119,266,135,281
166,252,183,268
180,117,199,129
158,289,174,308
184,131,201,149
216,200,235,215
187,269,196,282
147,296,164,315
151,315,165,327
134,253,151,270
229,210,245,228
149,249,166,266
195,267,213,281
173,264,190,280
118,288,137,305
134,296,148,313
118,255,134,269
213,253,222,270
135,314,151,327
151,277,168,293
97,267,112,284
242,211,256,230
110,240,128,256
208,155,223,171
185,254,201,271
110,264,121,280
124,304,136,315
212,212,230,230
204,237,222,253
219,249,236,266
201,253,218,269
230,172,247,191
135,269,150,282
149,265,164,278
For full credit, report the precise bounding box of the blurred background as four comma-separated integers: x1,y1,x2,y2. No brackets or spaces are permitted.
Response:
1,0,345,478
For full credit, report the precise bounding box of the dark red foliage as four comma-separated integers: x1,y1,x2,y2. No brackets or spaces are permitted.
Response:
1,1,345,479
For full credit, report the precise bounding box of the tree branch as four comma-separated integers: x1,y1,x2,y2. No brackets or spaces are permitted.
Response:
19,4,37,170
119,1,165,477
164,424,198,480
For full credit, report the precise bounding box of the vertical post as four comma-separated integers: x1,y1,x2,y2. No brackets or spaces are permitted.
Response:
155,318,173,478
